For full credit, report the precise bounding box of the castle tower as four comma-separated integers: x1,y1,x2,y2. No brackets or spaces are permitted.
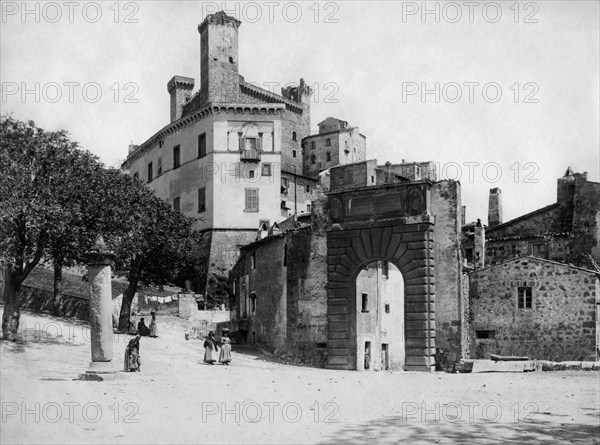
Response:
488,187,503,227
168,76,195,123
198,11,241,104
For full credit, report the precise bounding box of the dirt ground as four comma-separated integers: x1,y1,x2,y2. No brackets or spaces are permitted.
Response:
1,310,599,444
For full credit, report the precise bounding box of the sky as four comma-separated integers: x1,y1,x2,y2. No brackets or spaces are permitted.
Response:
1,0,599,223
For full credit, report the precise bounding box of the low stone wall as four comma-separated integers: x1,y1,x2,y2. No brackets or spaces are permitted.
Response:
2,284,89,321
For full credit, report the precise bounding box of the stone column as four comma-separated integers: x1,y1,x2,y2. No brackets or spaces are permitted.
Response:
85,237,116,375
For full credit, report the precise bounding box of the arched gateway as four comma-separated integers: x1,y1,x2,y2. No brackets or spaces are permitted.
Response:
326,181,435,371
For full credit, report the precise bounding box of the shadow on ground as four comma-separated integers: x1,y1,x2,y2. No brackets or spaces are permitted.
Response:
319,415,600,444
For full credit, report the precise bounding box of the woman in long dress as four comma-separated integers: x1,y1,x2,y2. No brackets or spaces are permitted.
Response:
149,311,158,338
219,331,232,365
203,331,218,364
124,334,141,372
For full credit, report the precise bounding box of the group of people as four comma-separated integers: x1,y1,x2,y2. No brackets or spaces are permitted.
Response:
124,328,233,372
203,330,232,365
127,311,158,338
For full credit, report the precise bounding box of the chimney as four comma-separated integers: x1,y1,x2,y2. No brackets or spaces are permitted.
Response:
488,188,503,227
474,219,485,269
168,76,195,123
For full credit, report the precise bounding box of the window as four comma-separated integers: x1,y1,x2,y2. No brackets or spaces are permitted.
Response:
198,133,206,158
476,330,496,339
248,170,255,179
311,141,315,149
384,304,390,313
306,203,311,213
532,243,546,258
326,151,331,162
250,253,256,269
310,154,316,165
133,172,139,180
147,162,153,183
262,163,271,176
157,158,162,176
250,292,256,313
465,248,473,263
305,184,310,193
371,175,375,184
229,56,234,63
292,149,297,158
292,131,297,141
281,178,288,195
173,197,180,212
517,286,533,309
325,138,331,146
173,145,181,169
245,188,259,211
283,244,287,266
380,261,389,278
198,188,206,213
281,201,288,209
361,293,368,312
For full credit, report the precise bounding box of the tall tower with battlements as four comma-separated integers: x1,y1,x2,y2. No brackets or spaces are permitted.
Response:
199,11,241,104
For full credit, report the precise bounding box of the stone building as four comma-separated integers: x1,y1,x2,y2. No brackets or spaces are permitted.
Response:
226,159,466,371
469,256,599,361
302,117,367,179
463,167,600,270
121,12,319,299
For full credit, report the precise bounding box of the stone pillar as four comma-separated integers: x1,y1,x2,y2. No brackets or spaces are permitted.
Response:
85,238,116,375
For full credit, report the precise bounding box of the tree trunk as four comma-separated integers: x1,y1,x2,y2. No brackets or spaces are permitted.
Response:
118,278,138,332
2,265,22,341
53,260,63,316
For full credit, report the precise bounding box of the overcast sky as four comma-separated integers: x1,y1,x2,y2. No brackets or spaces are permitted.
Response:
2,1,598,223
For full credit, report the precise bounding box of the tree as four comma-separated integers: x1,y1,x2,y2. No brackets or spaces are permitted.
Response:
106,172,197,331
0,115,99,340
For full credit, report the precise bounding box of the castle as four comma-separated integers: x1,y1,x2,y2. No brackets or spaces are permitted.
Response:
122,12,364,301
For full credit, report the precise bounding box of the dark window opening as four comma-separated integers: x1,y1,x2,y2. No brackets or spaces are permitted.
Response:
229,56,234,63
147,162,153,183
326,151,331,162
262,163,271,176
292,131,297,141
173,197,180,212
198,133,206,158
250,292,256,313
380,261,389,278
476,330,496,339
292,149,297,158
465,248,473,263
316,342,327,349
364,341,371,369
133,172,139,180
384,304,390,313
361,293,368,313
325,138,331,147
198,188,206,213
173,145,181,169
310,154,316,165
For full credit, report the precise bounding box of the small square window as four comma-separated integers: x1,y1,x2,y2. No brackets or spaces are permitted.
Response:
248,170,255,179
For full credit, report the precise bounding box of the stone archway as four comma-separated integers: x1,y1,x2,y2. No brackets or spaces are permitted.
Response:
325,183,436,372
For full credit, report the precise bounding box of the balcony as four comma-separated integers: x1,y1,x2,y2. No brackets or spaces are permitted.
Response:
240,149,261,162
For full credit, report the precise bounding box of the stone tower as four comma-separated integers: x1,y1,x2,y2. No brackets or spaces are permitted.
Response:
488,187,503,227
168,76,195,123
198,11,241,104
